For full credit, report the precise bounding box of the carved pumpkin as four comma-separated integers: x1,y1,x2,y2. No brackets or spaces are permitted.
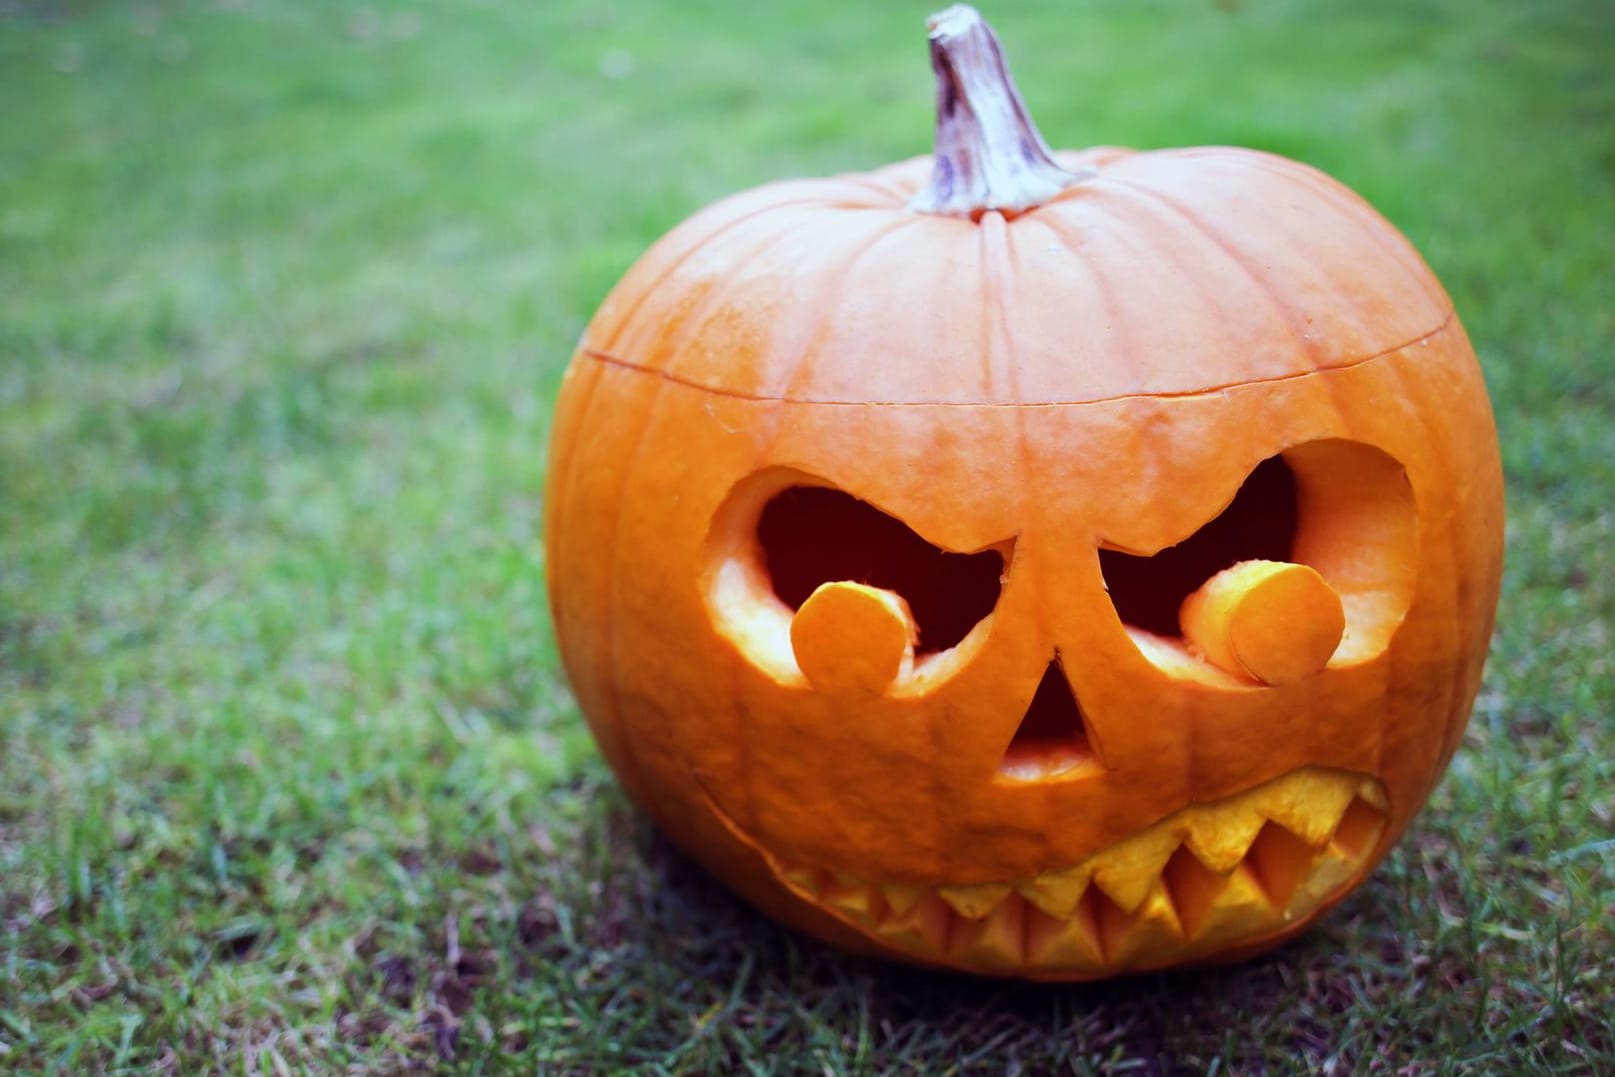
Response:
544,5,1504,978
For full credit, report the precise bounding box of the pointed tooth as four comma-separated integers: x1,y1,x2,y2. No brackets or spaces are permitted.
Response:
1356,778,1390,811
1019,863,1094,920
1093,879,1184,969
1181,804,1267,874
820,872,880,922
1088,825,1180,913
1283,841,1364,919
1252,771,1357,847
878,883,929,919
1175,860,1278,949
779,864,825,898
875,892,953,954
1330,797,1388,859
809,767,1388,970
938,883,1012,920
1231,859,1272,907
1245,821,1318,908
1160,846,1227,940
1023,892,1105,974
948,894,1028,969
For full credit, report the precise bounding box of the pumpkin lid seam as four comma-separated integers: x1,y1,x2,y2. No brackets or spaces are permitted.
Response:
577,306,1457,408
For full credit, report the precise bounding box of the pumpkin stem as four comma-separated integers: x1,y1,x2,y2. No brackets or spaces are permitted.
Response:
910,5,1090,219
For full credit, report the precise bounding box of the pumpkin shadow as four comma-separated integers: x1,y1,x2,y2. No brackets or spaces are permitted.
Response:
580,813,1392,1070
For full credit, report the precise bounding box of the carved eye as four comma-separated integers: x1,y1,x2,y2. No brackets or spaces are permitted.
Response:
758,486,1004,656
1100,442,1417,684
704,472,1010,695
1100,455,1298,639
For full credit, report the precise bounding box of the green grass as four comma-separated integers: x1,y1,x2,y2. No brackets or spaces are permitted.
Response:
2,0,1612,1071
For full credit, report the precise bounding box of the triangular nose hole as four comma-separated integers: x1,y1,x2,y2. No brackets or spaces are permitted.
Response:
999,658,1100,781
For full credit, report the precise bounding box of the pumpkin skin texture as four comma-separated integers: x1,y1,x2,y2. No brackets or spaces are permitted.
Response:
544,11,1504,979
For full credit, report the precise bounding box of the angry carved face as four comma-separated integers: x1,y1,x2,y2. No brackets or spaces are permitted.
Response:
544,147,1503,978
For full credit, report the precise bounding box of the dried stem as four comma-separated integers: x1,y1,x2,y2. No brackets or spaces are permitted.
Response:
909,5,1089,219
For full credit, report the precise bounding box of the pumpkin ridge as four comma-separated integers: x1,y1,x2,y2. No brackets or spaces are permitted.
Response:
551,364,667,826
601,206,837,373
1097,176,1329,374
1227,151,1451,314
575,308,1457,407
549,363,652,801
601,369,686,835
820,169,924,205
1033,179,1233,406
664,208,929,396
1382,340,1476,781
976,209,1019,411
1009,208,1136,411
586,190,837,356
774,214,938,402
1100,150,1451,354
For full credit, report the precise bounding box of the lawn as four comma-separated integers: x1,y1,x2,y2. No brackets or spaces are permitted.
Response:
2,0,1612,1072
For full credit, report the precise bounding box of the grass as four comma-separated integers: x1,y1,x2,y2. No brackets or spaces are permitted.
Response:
1,0,1612,1071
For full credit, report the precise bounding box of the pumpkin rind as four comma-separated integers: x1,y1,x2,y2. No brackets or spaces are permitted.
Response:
543,10,1503,979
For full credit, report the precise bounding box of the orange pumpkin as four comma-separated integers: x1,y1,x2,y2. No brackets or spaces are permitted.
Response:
544,5,1504,978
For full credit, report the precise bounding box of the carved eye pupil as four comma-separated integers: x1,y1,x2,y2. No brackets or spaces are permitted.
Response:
757,486,1004,654
1099,455,1299,637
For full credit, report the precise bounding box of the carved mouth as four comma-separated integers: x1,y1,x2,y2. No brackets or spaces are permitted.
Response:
728,767,1389,975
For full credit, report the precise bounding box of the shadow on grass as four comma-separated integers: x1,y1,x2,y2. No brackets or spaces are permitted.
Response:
458,784,1441,1072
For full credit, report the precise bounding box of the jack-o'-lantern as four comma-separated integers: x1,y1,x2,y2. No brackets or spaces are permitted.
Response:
544,5,1504,978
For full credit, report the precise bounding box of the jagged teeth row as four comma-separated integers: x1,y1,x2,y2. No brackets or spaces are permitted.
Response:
770,773,1389,972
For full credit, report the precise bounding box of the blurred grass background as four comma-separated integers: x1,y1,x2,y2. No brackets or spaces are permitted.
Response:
2,0,1612,1071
